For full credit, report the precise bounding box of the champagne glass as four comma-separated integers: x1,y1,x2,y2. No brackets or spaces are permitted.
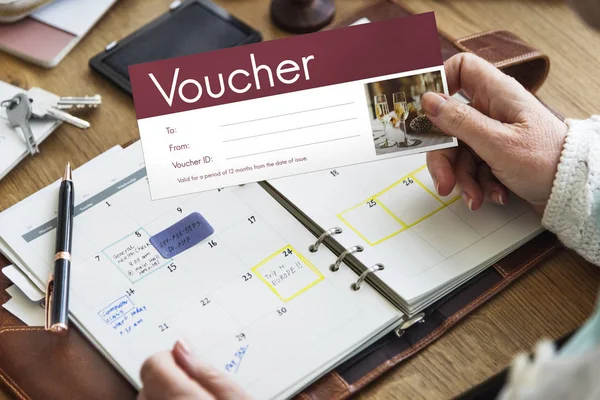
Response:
410,85,422,114
393,92,422,148
373,94,396,148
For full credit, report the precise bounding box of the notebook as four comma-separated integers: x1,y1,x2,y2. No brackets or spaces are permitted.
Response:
0,135,543,398
0,142,402,399
267,154,541,315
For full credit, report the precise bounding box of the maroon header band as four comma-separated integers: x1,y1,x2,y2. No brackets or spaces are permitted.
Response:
129,12,443,120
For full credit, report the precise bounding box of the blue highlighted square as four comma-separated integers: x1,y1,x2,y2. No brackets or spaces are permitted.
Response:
149,212,214,258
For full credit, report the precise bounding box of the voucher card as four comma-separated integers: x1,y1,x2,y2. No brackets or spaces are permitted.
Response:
129,12,456,199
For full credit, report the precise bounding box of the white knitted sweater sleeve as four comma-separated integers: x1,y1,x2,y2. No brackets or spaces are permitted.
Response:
542,116,600,265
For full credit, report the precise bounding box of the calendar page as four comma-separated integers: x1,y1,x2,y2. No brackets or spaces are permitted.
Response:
0,142,401,399
269,153,542,309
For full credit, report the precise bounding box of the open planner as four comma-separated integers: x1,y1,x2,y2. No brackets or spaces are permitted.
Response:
0,140,542,399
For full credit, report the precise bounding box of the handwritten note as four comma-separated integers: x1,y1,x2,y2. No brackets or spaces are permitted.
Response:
103,229,168,282
225,344,249,374
98,295,134,324
98,294,149,336
149,212,214,258
111,305,147,336
253,245,324,301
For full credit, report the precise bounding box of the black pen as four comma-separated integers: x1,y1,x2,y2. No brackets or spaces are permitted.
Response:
45,162,74,333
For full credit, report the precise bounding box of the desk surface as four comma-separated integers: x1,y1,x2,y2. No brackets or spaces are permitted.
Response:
1,0,600,399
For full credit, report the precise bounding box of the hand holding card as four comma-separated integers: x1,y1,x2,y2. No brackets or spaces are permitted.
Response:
129,13,456,199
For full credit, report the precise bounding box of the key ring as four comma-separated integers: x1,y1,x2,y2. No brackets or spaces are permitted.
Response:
1,98,19,109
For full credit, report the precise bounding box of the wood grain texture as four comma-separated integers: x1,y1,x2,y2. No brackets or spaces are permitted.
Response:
1,0,600,399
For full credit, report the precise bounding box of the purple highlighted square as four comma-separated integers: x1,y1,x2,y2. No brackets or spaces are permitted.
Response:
149,212,214,258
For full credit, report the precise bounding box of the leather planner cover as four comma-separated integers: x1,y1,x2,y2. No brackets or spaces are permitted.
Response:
0,1,560,399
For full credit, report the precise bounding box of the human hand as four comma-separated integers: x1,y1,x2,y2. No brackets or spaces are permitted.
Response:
422,53,568,213
138,340,253,400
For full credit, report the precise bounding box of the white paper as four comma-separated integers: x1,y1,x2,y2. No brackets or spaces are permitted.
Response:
139,66,456,199
269,152,542,309
2,264,44,301
2,285,45,326
31,0,117,37
0,141,401,399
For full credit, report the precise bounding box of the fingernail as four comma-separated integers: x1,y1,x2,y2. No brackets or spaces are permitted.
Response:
491,191,505,205
175,339,192,356
422,92,447,117
462,191,473,211
432,175,440,194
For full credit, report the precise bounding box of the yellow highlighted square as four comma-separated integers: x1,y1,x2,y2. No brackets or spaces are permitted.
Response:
252,245,324,302
338,199,406,246
337,165,459,247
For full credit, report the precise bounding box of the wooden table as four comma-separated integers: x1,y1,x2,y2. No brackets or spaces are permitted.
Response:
1,0,600,399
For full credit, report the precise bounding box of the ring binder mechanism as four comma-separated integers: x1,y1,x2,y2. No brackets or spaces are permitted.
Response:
351,263,384,291
308,227,343,252
394,312,426,337
329,245,363,271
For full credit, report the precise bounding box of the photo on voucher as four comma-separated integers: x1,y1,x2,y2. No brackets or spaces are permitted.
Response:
365,71,454,156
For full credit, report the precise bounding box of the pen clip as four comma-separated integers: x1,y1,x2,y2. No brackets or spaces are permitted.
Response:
44,274,54,331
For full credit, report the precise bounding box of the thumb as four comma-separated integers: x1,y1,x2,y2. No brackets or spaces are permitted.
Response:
172,340,252,400
422,92,508,162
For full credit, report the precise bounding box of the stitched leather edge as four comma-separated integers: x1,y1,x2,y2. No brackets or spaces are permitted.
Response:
0,326,44,334
0,327,45,400
300,371,351,400
494,263,510,277
331,371,351,395
454,31,543,68
338,242,560,398
455,28,509,44
453,29,550,92
0,369,28,400
0,367,28,400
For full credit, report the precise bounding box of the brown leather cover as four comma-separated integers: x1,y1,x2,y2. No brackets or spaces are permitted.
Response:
0,1,558,399
337,0,550,94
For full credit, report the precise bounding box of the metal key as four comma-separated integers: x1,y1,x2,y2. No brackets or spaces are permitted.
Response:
28,87,101,110
56,94,101,110
27,87,92,129
2,93,38,155
44,108,90,129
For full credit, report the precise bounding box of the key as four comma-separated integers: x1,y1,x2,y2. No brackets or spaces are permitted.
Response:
27,87,91,129
44,108,90,129
31,91,90,129
28,87,101,110
3,93,38,155
56,95,101,110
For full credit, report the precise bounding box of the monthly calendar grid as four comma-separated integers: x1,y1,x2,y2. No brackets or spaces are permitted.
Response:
3,144,411,400
78,181,358,380
337,165,461,246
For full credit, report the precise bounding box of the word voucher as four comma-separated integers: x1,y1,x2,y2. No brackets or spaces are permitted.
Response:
129,12,455,199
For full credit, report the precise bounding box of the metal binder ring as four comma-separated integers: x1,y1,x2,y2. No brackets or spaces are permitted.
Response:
329,245,364,271
351,263,384,291
309,227,343,252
